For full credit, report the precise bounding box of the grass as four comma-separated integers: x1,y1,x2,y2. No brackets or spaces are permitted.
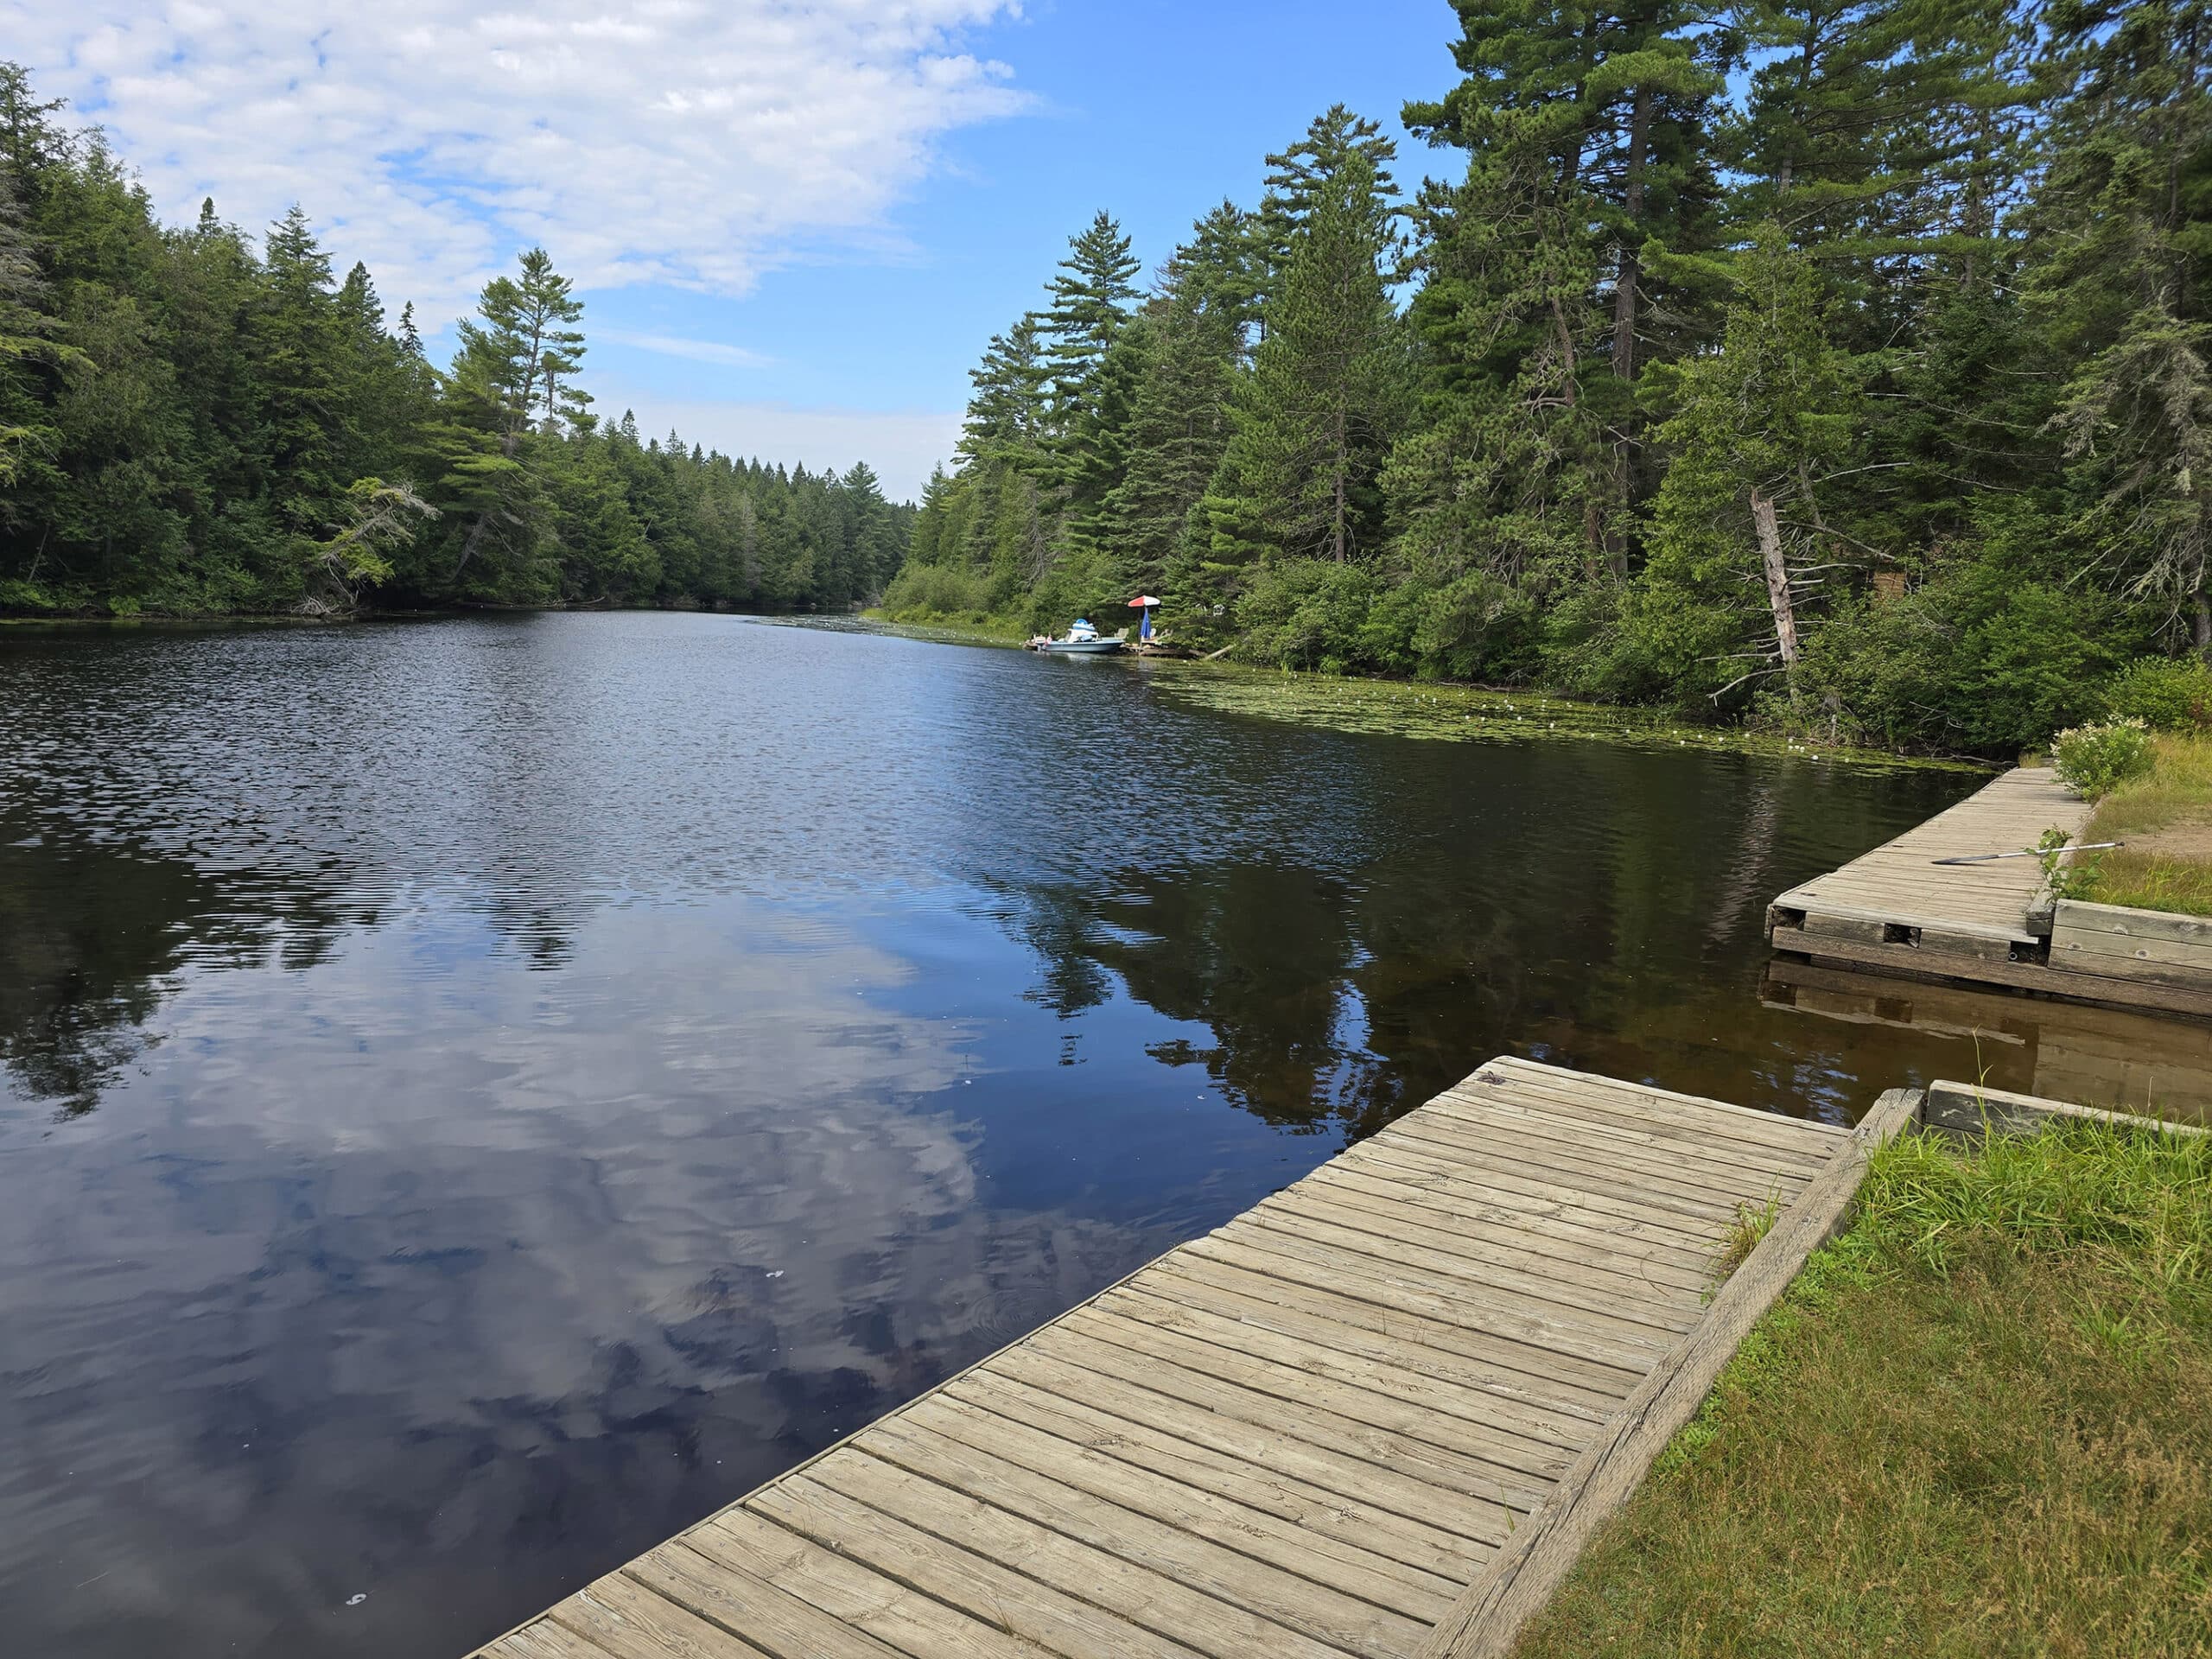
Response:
2075,734,2212,916
1512,1118,2212,1659
1715,1192,1786,1280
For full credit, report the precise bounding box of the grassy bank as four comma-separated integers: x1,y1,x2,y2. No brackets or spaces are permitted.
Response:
1514,1118,2212,1658
2075,734,2212,916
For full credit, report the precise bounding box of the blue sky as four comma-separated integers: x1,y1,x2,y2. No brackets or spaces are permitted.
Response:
13,0,1459,496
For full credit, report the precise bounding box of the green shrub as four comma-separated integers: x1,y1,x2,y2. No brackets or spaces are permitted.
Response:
2104,657,2212,730
2050,718,2154,799
1232,559,1388,673
880,562,990,620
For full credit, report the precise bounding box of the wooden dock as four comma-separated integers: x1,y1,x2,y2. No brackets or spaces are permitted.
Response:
468,1057,1899,1659
1769,767,2212,1017
1771,766,2083,957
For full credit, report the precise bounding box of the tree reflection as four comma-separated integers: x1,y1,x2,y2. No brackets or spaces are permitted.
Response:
0,824,341,1116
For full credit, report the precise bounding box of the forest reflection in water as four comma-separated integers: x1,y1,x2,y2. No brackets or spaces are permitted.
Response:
0,613,2184,1659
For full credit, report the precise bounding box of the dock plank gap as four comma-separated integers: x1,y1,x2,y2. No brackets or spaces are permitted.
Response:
467,1058,1905,1659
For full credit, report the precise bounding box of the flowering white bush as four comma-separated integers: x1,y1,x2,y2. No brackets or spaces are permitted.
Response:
2050,718,2153,800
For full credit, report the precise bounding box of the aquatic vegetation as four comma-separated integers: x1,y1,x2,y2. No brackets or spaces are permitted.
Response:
1139,663,1977,774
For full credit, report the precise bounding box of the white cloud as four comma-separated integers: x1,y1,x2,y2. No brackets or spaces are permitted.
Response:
602,394,961,499
596,329,777,370
11,2,1028,320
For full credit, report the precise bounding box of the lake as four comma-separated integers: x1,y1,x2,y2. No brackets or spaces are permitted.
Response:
0,612,2145,1656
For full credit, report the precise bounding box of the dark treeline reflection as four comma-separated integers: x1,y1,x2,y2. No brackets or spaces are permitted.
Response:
982,736,1937,1137
0,613,2128,1659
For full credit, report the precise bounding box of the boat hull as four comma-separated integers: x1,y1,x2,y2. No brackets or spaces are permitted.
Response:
1038,639,1125,654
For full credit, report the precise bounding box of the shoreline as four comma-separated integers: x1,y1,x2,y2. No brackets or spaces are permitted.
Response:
3,601,1988,775
854,613,1986,776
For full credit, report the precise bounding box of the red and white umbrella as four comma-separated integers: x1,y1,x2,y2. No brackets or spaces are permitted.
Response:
1128,594,1160,608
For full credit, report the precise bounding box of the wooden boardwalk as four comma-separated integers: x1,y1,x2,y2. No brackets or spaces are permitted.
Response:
1770,766,2085,956
469,1057,1874,1659
1764,766,2212,1015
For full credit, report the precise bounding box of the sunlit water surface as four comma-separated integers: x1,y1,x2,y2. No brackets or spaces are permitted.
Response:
0,613,2135,1656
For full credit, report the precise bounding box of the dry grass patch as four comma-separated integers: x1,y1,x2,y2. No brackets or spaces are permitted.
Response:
2077,734,2212,916
1512,1122,2212,1659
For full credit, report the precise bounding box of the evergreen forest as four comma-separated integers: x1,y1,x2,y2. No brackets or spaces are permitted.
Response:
6,0,2211,758
0,65,909,619
890,0,2212,754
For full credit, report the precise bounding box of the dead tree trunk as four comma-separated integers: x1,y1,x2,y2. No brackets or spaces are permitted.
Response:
1752,486,1799,666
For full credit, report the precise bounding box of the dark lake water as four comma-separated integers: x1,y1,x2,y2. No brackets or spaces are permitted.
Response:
2,613,2183,1656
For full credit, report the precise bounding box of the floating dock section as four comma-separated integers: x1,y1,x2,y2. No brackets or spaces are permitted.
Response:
1769,767,2212,1017
470,1058,1904,1659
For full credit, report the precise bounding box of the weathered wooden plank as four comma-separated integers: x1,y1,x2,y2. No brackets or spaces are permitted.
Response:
746,1474,1212,1659
1248,1179,1715,1315
980,1342,1521,1546
1773,923,2212,1018
946,1367,1487,1577
1181,1226,1655,1389
553,1573,774,1659
1198,1221,1677,1374
1102,1281,1601,1452
1148,1250,1633,1414
1066,1299,1581,1478
1439,1076,1840,1170
1337,1138,1735,1251
1300,1163,1719,1285
1414,1088,1915,1659
1478,1058,1853,1149
484,1621,625,1659
626,1543,912,1659
1029,1319,1561,1511
1286,1169,1716,1294
683,1508,1061,1659
2055,899,2212,946
1800,912,1890,944
2053,930,2212,972
1923,1079,2211,1140
1370,1118,1764,1222
1224,1205,1700,1340
1377,1112,1785,1215
2051,902,2212,990
1431,1083,1834,1179
815,1445,1355,1659
896,1389,1460,1620
1427,1080,1835,1181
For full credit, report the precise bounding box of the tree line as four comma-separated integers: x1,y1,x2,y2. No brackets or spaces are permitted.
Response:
0,65,910,618
891,0,2208,754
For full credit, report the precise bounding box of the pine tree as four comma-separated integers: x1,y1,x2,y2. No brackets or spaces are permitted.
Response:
2027,0,2212,646
1205,145,1408,572
437,248,591,590
1039,211,1141,429
1398,0,1729,588
1637,226,1864,694
959,314,1052,465
1255,105,1401,285
253,206,351,532
1102,219,1249,598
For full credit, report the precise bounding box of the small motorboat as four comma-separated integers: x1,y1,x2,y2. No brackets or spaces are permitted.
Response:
1030,618,1127,655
